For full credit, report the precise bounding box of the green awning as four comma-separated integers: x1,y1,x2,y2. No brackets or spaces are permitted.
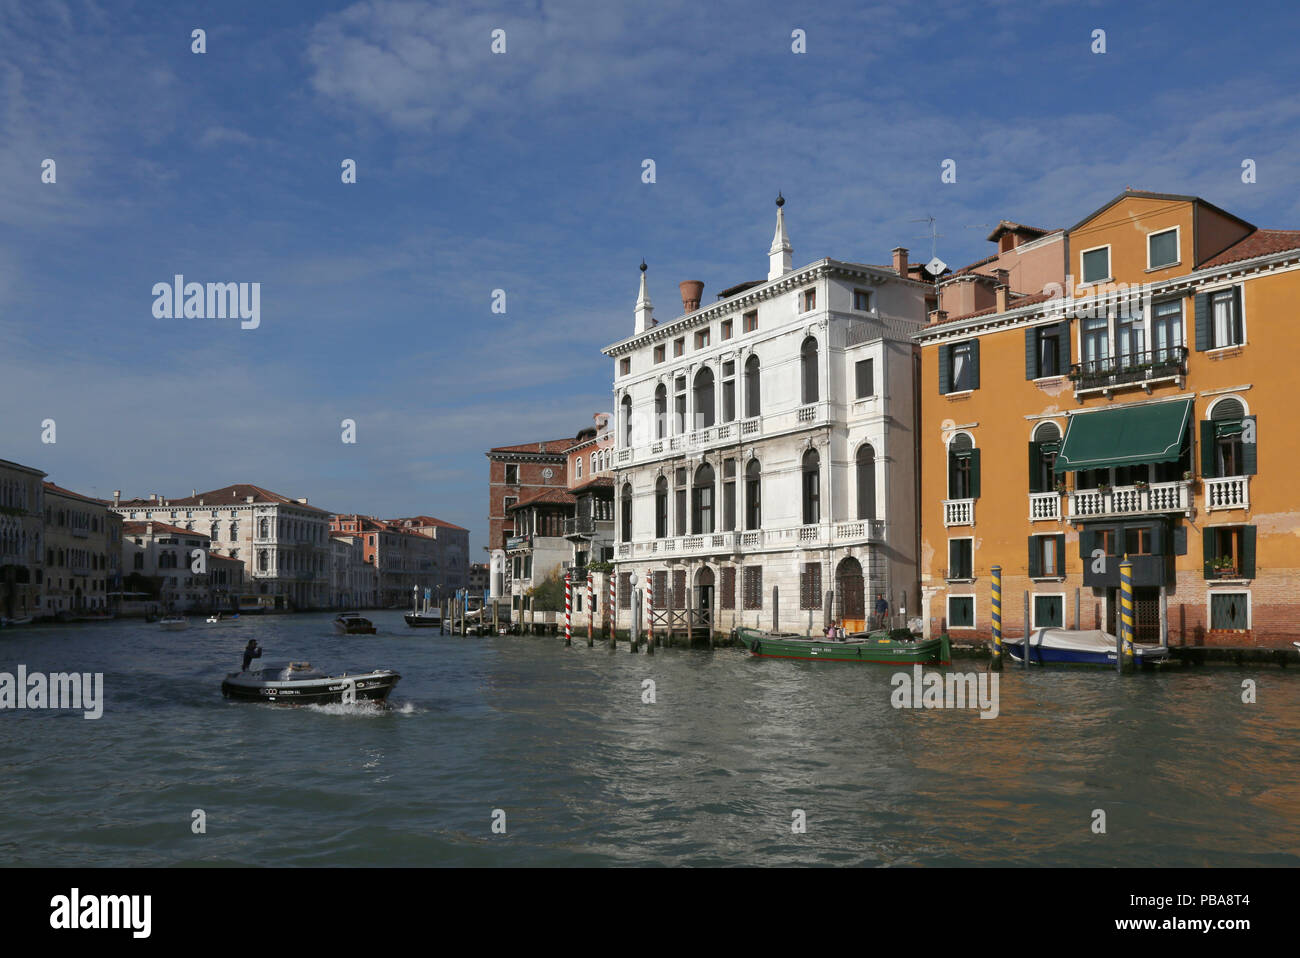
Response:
1054,399,1192,473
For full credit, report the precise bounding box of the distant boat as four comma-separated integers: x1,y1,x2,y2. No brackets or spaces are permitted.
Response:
205,613,240,625
222,661,400,705
1002,628,1170,667
405,589,443,631
159,616,188,631
0,615,33,628
737,627,951,665
334,612,377,635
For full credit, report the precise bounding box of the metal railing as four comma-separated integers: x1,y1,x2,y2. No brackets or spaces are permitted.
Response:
1069,347,1188,391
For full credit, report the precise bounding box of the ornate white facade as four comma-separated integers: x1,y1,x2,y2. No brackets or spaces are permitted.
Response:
603,201,929,634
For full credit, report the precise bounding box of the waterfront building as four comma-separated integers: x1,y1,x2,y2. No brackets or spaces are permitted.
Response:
916,190,1300,647
329,532,375,608
562,414,616,569
385,515,470,596
111,484,330,610
122,521,220,612
485,437,573,597
504,486,576,603
0,458,46,620
42,482,121,615
603,199,931,635
329,514,436,607
467,562,489,594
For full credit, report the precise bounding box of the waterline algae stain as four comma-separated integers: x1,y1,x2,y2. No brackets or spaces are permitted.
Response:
2,612,1299,867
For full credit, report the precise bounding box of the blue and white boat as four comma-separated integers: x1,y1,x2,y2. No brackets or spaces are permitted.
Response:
1003,628,1171,667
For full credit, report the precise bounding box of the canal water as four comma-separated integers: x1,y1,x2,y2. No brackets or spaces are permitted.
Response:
1,612,1297,866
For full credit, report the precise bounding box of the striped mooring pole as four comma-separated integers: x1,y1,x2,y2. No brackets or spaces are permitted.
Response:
586,572,594,647
646,569,654,652
608,571,617,647
564,572,572,647
990,564,1003,671
1119,558,1136,674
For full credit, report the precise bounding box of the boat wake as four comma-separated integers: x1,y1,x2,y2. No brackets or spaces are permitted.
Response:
303,701,394,718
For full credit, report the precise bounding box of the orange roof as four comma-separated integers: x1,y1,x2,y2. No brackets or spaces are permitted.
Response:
569,476,614,495
927,289,1059,328
122,520,208,538
113,484,328,513
388,515,469,532
488,438,574,456
506,487,576,510
1201,229,1300,268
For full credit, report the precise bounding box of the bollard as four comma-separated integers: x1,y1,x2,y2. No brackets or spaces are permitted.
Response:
1119,558,1135,673
1023,591,1029,669
564,572,572,647
646,570,654,652
608,572,617,649
990,565,1003,671
587,573,594,647
631,583,640,653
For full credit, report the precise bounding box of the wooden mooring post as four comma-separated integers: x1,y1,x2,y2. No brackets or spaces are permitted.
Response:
990,565,1003,671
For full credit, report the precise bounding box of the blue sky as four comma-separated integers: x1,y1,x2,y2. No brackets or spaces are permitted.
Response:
3,0,1300,556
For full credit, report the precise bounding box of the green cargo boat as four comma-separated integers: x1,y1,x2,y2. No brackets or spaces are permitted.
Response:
736,627,951,665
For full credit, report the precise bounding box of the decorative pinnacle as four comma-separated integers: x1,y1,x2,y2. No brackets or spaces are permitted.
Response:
776,192,785,208
640,259,647,272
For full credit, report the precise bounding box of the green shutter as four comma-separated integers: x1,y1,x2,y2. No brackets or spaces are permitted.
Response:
1056,322,1070,372
1079,526,1094,559
969,448,981,499
1056,534,1066,574
947,450,957,499
938,344,951,395
1028,442,1043,493
1202,528,1214,579
1242,415,1257,475
1194,292,1210,351
1025,328,1037,380
970,339,981,390
1199,419,1215,478
1241,526,1256,579
1027,536,1041,577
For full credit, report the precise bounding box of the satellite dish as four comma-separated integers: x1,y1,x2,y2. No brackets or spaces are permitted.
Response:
926,257,947,277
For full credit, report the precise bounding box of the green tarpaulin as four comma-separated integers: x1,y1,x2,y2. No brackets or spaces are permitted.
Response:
1054,399,1192,473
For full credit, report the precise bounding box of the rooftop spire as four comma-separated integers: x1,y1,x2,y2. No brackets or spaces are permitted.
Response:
634,259,655,333
768,193,792,280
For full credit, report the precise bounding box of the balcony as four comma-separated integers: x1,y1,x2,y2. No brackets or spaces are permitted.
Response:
1067,480,1191,519
563,516,612,538
1204,475,1250,511
1069,347,1188,395
943,499,974,527
611,520,884,561
1029,492,1062,521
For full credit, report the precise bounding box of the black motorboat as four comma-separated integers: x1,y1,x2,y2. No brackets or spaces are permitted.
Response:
334,611,377,634
221,661,401,705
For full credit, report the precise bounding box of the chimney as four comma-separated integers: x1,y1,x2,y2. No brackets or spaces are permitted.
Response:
993,267,1010,289
297,497,308,505
995,283,1010,313
192,489,197,498
929,309,948,326
113,490,120,505
892,247,909,278
679,281,704,313
146,522,153,536
149,493,157,502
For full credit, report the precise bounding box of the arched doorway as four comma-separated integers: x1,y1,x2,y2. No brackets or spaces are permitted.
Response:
694,565,715,639
836,556,865,626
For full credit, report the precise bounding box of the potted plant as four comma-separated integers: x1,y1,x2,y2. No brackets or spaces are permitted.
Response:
1054,479,1067,494
1133,479,1149,491
1182,470,1193,481
1212,555,1237,578
1098,482,1112,495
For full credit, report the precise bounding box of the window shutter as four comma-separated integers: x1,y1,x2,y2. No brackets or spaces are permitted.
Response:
1028,442,1043,493
1173,525,1187,556
1241,526,1256,579
947,450,958,499
1202,528,1214,579
1194,292,1210,351
1027,536,1041,577
938,344,951,394
970,339,981,390
969,448,981,499
1055,534,1066,573
1233,286,1244,343
1025,328,1037,380
1199,419,1215,478
1242,416,1257,475
1079,526,1094,559
1056,322,1070,372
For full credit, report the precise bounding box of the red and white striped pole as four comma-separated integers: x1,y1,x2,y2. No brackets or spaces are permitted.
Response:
646,569,654,651
564,572,572,647
609,571,617,644
586,572,594,646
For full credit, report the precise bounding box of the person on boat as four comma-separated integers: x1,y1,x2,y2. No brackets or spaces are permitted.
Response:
875,594,889,625
242,640,263,671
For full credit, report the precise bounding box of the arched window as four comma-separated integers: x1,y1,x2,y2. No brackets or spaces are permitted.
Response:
258,549,268,572
621,394,632,448
655,477,668,539
744,459,762,530
230,522,239,540
692,463,715,534
575,457,583,479
801,337,819,404
654,384,667,439
1029,422,1062,493
948,433,978,499
693,367,715,429
590,452,597,475
856,444,876,521
802,448,821,524
744,356,761,418
1208,397,1250,478
620,483,633,543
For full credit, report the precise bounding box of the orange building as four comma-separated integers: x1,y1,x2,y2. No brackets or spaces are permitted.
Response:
916,190,1300,648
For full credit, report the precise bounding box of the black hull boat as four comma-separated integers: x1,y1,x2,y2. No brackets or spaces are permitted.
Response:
334,612,377,634
222,662,400,705
404,612,443,629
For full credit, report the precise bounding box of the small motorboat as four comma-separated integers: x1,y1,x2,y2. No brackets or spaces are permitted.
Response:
159,615,188,631
0,615,33,628
334,611,377,634
205,612,240,625
1002,628,1171,667
404,590,443,630
736,627,951,665
221,661,400,705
